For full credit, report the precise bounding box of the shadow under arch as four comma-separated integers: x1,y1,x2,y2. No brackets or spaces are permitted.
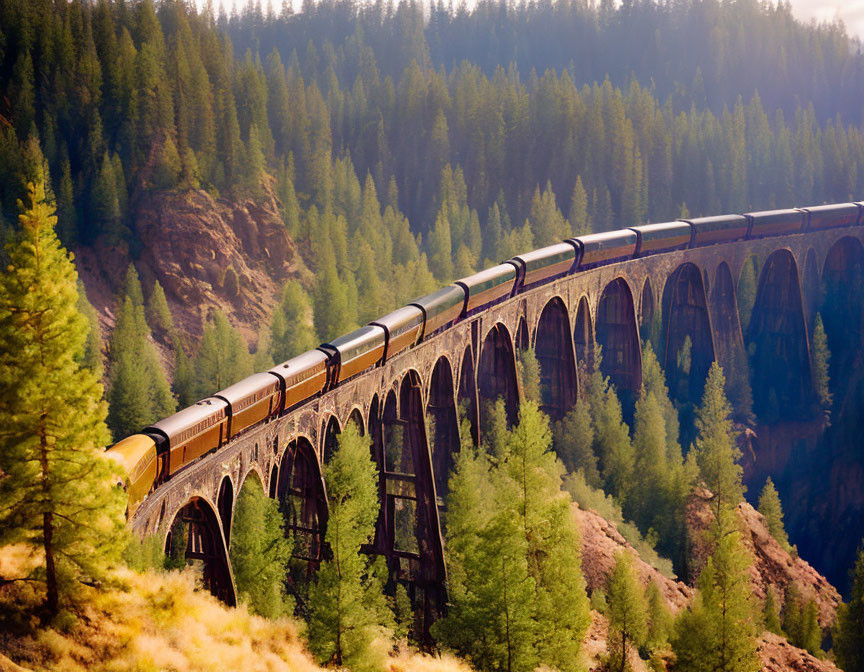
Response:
534,296,578,421
277,436,327,567
478,322,520,429
165,497,236,606
821,236,864,390
427,356,460,508
515,316,529,353
322,414,341,465
748,248,813,421
661,262,715,405
457,346,479,446
802,248,821,333
573,295,594,370
596,278,642,414
268,462,278,499
347,407,366,436
216,476,234,546
710,262,752,420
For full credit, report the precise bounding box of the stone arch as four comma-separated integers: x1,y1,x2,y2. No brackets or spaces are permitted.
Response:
457,346,479,446
165,497,236,606
368,393,382,459
216,476,234,546
574,295,594,370
478,322,520,428
821,237,864,390
238,465,265,498
322,414,341,465
277,436,327,566
710,262,752,419
347,407,366,435
533,297,578,421
515,316,529,353
268,463,278,499
596,278,642,413
748,249,813,421
802,248,821,333
427,356,460,508
661,263,715,404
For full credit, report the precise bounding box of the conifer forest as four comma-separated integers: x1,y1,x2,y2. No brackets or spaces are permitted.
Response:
1,0,864,671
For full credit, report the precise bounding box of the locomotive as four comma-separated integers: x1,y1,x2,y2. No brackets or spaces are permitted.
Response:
107,202,864,517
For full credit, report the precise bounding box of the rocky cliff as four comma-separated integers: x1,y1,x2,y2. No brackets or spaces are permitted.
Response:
76,182,310,348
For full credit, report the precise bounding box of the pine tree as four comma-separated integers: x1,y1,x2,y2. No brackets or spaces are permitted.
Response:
569,176,589,236
758,477,792,554
229,479,293,619
76,281,104,380
552,400,601,487
270,279,316,362
645,581,673,651
193,310,254,396
812,314,832,418
517,346,542,404
783,583,803,645
763,585,783,635
146,280,176,341
0,176,125,617
313,266,353,342
306,425,393,672
672,510,760,672
691,363,744,519
834,545,864,672
606,551,648,672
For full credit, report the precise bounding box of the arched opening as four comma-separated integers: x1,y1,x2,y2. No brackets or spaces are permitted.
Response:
822,237,864,393
322,415,341,465
165,498,236,606
427,357,460,509
574,296,594,370
596,278,642,414
710,262,752,421
277,437,327,568
457,347,479,447
348,408,366,436
368,394,382,461
534,297,578,421
515,317,529,353
737,255,760,335
478,323,520,429
748,249,813,421
661,263,715,405
381,373,446,638
640,279,659,349
217,476,234,547
268,463,278,499
802,248,821,334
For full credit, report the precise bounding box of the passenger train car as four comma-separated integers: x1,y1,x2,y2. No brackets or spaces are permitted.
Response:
108,201,864,517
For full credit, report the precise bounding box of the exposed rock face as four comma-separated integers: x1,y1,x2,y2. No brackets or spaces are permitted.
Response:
685,490,842,629
758,633,842,672
574,503,692,612
76,182,310,348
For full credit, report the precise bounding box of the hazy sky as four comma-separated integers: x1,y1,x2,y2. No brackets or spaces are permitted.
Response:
206,0,864,41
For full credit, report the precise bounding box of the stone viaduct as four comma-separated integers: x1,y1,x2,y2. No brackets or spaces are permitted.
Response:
128,226,864,627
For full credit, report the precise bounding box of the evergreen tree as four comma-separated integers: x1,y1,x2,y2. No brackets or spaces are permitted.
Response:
834,545,864,672
812,314,832,418
146,280,176,341
193,310,254,396
758,477,792,554
0,176,125,617
691,363,744,519
517,346,542,404
76,280,104,380
763,585,783,635
783,584,822,654
552,400,601,487
229,479,293,619
606,551,648,672
672,511,760,672
306,425,393,672
645,581,673,651
270,279,316,362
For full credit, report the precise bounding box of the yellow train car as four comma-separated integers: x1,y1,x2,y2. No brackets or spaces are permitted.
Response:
105,434,159,518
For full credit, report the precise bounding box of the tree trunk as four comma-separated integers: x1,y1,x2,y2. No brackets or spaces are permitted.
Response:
40,414,58,618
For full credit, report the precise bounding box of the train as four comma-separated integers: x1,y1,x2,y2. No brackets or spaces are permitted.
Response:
106,201,864,517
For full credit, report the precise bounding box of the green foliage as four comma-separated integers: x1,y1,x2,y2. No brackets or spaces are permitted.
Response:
230,479,293,619
123,534,167,573
606,551,648,670
834,545,864,672
737,257,758,334
306,425,392,672
763,585,783,636
553,400,601,487
434,401,591,672
691,363,744,519
0,176,126,617
812,314,832,418
517,346,542,404
192,310,253,397
671,510,760,672
76,280,104,380
758,477,792,554
645,581,673,651
782,584,822,655
222,265,240,299
270,279,316,363
146,280,175,341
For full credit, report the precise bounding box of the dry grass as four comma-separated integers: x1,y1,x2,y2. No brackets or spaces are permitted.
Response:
0,552,476,672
